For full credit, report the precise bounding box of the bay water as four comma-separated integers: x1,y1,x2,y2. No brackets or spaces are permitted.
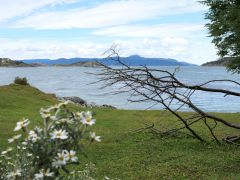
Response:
0,66,239,112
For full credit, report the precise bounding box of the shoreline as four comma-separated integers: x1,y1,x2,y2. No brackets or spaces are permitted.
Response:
0,83,239,113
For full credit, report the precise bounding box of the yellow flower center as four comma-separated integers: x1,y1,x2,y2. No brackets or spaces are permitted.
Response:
59,155,64,161
56,132,61,137
20,122,24,128
86,117,91,122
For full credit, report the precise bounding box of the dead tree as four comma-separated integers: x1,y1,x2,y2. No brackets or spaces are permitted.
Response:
95,46,240,144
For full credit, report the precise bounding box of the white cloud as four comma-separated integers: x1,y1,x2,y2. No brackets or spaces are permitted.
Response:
0,0,215,65
0,38,109,59
113,37,188,57
0,37,217,65
90,23,217,64
92,23,205,38
0,0,77,22
112,37,217,64
11,0,205,29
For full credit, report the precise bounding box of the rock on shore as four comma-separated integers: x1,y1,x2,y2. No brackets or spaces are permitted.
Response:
62,96,87,106
60,96,117,109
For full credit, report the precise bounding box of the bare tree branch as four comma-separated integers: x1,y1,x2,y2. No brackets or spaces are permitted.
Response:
94,47,240,144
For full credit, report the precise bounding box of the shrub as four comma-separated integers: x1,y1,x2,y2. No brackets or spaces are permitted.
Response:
0,101,101,179
14,77,29,85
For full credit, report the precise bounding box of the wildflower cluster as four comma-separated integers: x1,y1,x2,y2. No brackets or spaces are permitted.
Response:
0,101,101,179
66,163,121,180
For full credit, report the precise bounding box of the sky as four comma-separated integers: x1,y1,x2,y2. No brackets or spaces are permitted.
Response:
0,0,218,64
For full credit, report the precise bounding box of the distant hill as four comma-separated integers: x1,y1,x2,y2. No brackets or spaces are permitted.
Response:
0,58,33,67
31,62,48,67
56,61,102,67
20,55,196,66
202,57,234,67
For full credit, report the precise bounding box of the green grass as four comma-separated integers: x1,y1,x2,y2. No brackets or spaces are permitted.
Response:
0,84,240,179
0,84,57,147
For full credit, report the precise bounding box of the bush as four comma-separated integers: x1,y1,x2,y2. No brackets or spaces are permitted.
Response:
14,77,29,85
0,101,101,179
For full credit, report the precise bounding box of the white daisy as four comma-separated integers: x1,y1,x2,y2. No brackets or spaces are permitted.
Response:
1,150,8,155
8,134,22,143
90,132,101,142
65,150,78,162
52,159,64,168
56,118,74,124
14,119,30,131
7,169,21,178
57,101,69,108
81,111,96,126
40,112,51,119
47,105,59,112
7,147,13,151
28,130,40,143
50,129,68,140
50,115,58,121
34,127,43,133
22,141,28,146
34,168,54,179
52,151,68,168
40,107,51,113
75,112,83,119
1,148,13,155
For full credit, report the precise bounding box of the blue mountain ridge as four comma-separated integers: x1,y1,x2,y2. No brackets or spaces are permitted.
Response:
20,55,197,66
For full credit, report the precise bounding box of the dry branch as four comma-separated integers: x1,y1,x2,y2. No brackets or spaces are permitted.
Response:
95,46,240,144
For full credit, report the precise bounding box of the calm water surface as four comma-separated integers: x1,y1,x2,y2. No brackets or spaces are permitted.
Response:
0,66,239,112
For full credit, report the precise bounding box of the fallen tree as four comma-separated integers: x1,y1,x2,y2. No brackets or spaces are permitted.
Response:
95,46,240,144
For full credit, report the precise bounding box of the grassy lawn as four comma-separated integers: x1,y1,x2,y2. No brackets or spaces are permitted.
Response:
0,84,240,179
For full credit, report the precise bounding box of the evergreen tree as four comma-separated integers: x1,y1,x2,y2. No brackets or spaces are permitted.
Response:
202,0,240,73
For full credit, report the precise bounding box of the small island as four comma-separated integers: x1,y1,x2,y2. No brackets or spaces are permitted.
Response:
0,58,101,68
0,58,33,67
201,57,234,67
